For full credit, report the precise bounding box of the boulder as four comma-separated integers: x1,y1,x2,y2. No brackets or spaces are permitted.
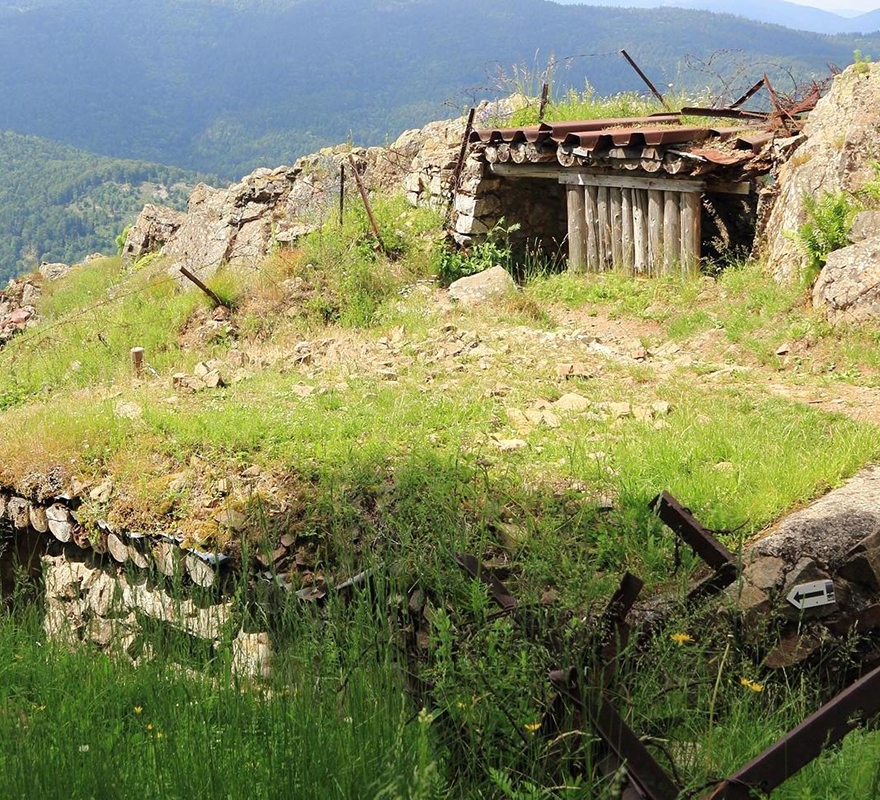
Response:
848,210,880,244
764,63,880,283
748,466,880,570
38,261,72,281
448,266,516,305
812,236,880,324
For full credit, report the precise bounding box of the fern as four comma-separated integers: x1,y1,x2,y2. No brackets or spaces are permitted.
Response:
789,191,855,282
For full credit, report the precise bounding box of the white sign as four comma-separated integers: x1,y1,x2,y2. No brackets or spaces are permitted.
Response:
786,580,836,611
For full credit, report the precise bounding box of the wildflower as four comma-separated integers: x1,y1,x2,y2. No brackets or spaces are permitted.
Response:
670,633,693,646
456,702,466,709
78,745,90,753
134,706,143,715
156,732,164,739
147,723,153,731
740,677,764,693
524,722,542,735
417,708,434,726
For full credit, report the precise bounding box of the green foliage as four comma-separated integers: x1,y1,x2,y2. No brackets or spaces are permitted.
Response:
0,603,444,800
854,49,873,74
115,225,132,256
292,194,442,327
790,192,856,281
0,131,204,284
436,220,520,286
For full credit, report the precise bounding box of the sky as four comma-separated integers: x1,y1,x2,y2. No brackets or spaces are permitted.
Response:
790,0,879,10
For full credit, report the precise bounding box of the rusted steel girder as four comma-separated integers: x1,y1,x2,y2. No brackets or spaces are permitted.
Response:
707,663,880,798
651,492,735,571
454,553,517,611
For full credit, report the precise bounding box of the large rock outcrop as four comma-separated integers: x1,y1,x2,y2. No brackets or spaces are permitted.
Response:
123,97,528,281
812,235,880,323
765,63,880,283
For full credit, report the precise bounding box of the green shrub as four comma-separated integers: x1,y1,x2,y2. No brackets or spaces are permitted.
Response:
436,220,520,285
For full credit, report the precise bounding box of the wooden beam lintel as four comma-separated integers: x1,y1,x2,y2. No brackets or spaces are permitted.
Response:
489,163,750,195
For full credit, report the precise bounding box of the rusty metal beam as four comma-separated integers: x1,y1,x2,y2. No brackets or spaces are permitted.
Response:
709,663,880,798
681,107,770,121
651,492,735,571
551,671,680,800
620,49,670,110
454,553,517,611
728,79,767,110
446,107,476,225
347,155,385,252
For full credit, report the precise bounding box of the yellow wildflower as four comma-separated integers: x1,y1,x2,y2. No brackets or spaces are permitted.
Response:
670,633,693,646
156,732,164,739
524,722,542,734
740,677,764,693
147,723,153,731
134,706,143,715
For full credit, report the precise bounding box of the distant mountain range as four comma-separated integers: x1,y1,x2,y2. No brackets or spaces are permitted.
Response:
552,0,880,35
1,0,878,185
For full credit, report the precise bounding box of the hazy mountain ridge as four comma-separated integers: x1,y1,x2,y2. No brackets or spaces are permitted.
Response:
552,0,880,35
0,0,877,183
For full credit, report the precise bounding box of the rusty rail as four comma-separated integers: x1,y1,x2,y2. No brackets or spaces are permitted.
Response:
454,552,517,611
651,492,735,571
708,663,880,798
445,107,476,226
621,49,669,110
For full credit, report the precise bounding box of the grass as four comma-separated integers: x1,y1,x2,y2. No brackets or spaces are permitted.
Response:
0,603,443,800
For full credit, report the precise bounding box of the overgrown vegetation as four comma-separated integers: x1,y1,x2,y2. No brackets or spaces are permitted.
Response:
4,183,880,796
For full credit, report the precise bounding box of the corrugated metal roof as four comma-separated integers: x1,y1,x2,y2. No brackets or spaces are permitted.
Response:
470,115,681,145
472,116,769,158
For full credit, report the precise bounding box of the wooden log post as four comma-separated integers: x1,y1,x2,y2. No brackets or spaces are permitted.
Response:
633,189,649,275
621,189,635,274
585,185,600,272
663,191,682,274
566,184,588,273
609,188,623,270
648,190,664,276
680,192,702,277
496,143,511,163
130,347,144,378
597,187,611,270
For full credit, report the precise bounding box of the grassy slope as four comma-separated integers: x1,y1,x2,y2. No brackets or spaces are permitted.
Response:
2,196,880,795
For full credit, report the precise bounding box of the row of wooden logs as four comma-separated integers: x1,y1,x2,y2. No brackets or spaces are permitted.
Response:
483,142,707,176
0,493,225,588
565,182,701,277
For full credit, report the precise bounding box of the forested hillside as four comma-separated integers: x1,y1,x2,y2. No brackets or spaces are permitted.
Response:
0,131,201,283
0,0,877,179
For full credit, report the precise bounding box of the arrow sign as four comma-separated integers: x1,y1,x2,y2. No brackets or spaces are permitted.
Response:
787,580,836,611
